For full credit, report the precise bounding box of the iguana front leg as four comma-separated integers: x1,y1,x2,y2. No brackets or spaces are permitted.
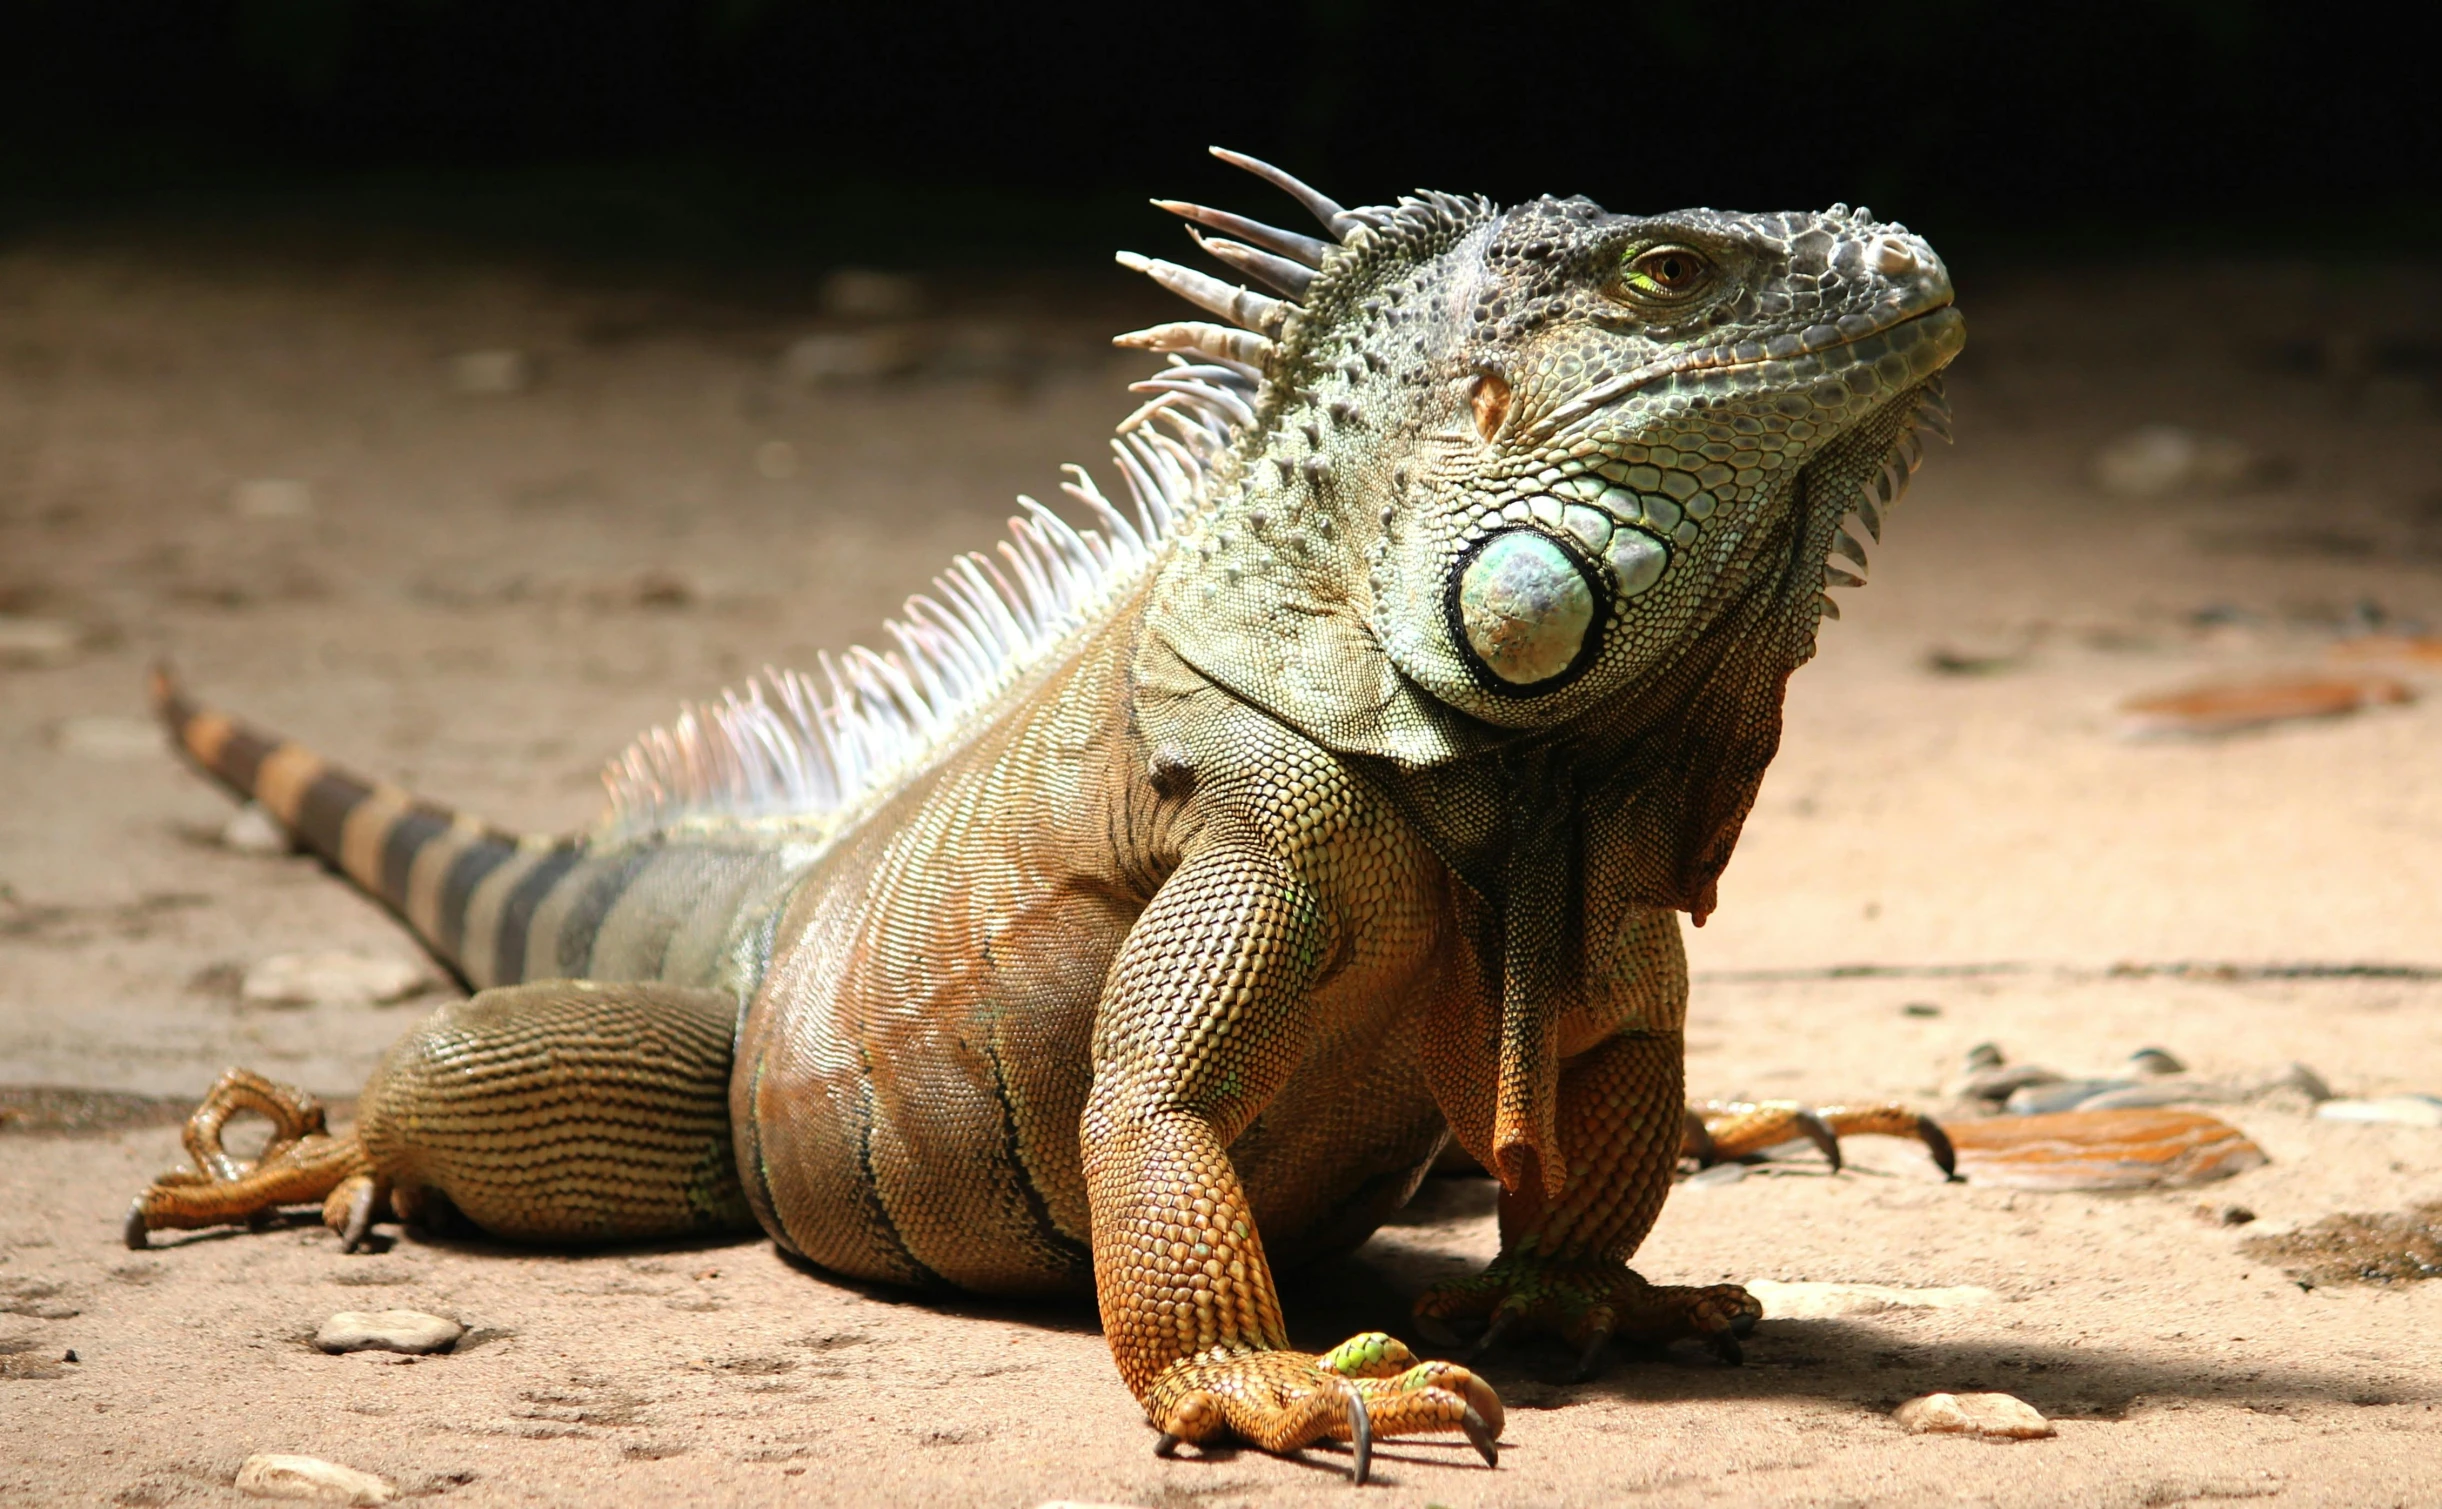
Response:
1083,838,1500,1481
1416,1030,1762,1377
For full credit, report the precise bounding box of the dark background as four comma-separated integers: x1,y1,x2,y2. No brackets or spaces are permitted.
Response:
3,0,2434,271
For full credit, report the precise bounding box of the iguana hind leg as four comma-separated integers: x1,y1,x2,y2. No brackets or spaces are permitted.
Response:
127,980,757,1251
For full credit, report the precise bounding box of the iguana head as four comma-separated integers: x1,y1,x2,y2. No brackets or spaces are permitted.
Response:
1124,151,1962,754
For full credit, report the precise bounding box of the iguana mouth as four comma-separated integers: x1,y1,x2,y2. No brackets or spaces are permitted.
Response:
1536,295,1963,441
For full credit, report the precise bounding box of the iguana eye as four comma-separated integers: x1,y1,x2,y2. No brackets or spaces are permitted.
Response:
1617,245,1712,302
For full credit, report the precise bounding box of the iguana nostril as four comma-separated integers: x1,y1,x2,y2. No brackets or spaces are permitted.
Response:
1454,530,1597,687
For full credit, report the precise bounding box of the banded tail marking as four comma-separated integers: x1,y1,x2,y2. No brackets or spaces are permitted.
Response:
151,666,566,986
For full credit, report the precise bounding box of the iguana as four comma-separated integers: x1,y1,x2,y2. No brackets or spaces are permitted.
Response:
127,149,1964,1482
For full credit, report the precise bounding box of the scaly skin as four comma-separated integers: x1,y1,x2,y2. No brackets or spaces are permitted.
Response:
127,152,1963,1481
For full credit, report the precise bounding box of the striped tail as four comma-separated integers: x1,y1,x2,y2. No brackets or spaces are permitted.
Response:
154,667,577,990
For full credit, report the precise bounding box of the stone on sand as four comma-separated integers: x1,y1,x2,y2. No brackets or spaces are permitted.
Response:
0,617,82,667
241,952,429,1007
234,1453,394,1504
2315,1095,2442,1127
315,1310,463,1355
1894,1392,2055,1439
221,802,297,855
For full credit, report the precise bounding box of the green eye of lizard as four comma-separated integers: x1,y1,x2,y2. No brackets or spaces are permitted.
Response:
1617,245,1711,301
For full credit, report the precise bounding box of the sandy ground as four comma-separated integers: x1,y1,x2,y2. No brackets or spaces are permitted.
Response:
2,228,2440,1507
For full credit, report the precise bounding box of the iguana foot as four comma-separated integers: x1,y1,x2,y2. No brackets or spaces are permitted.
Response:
1146,1334,1502,1485
1414,1256,1762,1379
124,1068,377,1249
1685,1099,1956,1178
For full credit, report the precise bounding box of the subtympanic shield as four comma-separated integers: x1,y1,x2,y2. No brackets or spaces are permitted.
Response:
1448,529,1604,691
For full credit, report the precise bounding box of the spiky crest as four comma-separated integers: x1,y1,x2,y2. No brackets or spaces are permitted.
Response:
599,148,1391,839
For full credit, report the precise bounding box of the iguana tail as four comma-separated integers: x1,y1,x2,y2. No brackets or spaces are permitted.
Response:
153,666,571,989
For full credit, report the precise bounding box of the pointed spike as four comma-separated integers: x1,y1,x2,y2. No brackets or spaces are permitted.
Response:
1153,198,1330,268
1825,564,1866,589
1111,320,1279,373
1116,252,1290,336
1854,495,1884,542
1130,376,1256,431
1159,358,1260,391
1819,591,1842,619
1834,529,1868,569
1206,145,1356,240
1186,228,1315,299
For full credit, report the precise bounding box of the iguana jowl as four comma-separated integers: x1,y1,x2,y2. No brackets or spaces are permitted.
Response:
130,149,1963,1479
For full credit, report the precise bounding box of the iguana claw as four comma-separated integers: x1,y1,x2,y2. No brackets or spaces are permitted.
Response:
1143,1336,1501,1483
1686,1099,1957,1178
1417,1256,1762,1378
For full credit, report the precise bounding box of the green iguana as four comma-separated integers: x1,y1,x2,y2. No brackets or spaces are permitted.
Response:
128,149,1964,1482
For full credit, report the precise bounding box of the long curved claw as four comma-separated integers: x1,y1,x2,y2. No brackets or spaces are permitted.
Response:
331,1175,381,1253
1919,1115,1959,1179
122,1199,150,1251
1465,1308,1519,1361
1792,1108,1843,1171
1342,1381,1371,1486
1572,1325,1613,1382
1710,1331,1746,1367
1153,1432,1181,1459
1459,1404,1499,1468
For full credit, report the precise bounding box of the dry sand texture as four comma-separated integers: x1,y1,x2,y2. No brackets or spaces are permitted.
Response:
2,234,2440,1506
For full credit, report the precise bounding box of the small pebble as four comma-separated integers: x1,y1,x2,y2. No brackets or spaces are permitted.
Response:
1744,1280,1996,1320
2268,1061,2333,1103
234,1454,394,1505
231,478,314,519
1680,1162,1749,1189
2075,1077,2264,1111
1894,1391,2055,1439
1902,1001,1942,1018
2006,1078,2130,1114
1961,1042,2005,1072
2091,424,2263,498
448,350,531,395
2126,1047,2186,1076
779,329,923,383
817,268,925,320
242,952,430,1008
2315,1095,2442,1128
221,802,298,855
0,616,82,667
315,1309,464,1355
55,715,161,760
